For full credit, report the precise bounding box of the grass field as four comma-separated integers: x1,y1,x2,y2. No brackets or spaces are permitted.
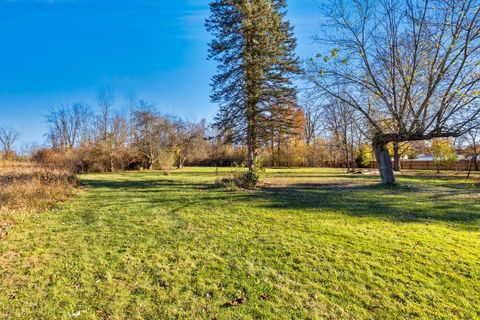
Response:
0,168,479,319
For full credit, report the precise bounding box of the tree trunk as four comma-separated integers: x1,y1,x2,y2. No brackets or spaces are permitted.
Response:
276,136,281,167
247,140,255,171
246,130,255,171
271,137,275,167
344,143,350,172
246,99,256,170
148,156,155,170
393,142,401,172
177,157,186,169
467,157,474,180
373,140,396,185
110,153,115,173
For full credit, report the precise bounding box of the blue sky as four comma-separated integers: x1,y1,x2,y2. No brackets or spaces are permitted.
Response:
0,0,322,146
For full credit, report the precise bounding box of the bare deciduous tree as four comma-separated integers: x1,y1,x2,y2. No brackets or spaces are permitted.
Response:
94,112,130,172
323,98,362,171
0,127,20,159
132,103,173,170
170,118,208,169
96,87,115,141
302,99,323,147
306,0,480,184
47,103,91,149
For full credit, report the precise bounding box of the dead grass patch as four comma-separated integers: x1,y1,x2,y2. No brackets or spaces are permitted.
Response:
0,161,78,240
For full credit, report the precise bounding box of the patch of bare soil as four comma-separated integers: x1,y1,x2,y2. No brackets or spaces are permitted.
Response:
224,297,247,307
262,179,368,190
346,169,378,175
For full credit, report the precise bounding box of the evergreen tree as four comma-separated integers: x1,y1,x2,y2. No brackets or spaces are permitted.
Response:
206,0,300,170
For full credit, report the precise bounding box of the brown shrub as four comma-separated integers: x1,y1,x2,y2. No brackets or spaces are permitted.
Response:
32,148,83,172
0,160,78,212
32,147,143,173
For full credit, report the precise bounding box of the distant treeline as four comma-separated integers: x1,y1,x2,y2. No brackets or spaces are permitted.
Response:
0,86,478,174
26,89,381,173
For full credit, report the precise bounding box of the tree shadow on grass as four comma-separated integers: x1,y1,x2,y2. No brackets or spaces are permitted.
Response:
255,183,480,230
78,178,224,214
80,177,480,231
298,173,480,192
82,178,218,191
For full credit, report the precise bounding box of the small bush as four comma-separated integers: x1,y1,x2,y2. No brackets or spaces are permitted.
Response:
242,169,261,189
215,159,265,190
243,158,266,189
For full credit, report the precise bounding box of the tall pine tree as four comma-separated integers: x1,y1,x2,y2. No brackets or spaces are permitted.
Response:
206,0,300,170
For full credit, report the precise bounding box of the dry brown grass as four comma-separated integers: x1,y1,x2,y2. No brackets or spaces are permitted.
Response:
0,160,78,240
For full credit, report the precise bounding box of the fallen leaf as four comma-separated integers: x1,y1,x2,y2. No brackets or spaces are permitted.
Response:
260,293,270,301
225,297,246,307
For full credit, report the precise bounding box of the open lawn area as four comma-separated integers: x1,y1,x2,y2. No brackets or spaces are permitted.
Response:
1,168,479,319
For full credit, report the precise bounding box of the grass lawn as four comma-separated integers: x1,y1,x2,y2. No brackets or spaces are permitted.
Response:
1,168,479,319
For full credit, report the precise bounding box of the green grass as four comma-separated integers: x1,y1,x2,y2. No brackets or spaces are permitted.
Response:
1,168,479,319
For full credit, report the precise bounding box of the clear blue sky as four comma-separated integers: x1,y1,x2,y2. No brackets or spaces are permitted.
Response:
0,0,321,146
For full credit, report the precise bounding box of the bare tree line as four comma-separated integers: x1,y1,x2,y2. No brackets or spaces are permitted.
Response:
37,89,209,173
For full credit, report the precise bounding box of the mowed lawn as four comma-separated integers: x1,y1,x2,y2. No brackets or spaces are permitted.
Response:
1,168,479,319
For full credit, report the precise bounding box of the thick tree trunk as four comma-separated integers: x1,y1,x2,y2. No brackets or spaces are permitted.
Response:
246,120,256,171
247,140,255,170
393,142,401,172
373,140,396,185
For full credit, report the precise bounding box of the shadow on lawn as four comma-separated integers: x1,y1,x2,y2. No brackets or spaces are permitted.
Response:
81,176,480,230
259,184,479,227
83,178,218,191
290,173,480,191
